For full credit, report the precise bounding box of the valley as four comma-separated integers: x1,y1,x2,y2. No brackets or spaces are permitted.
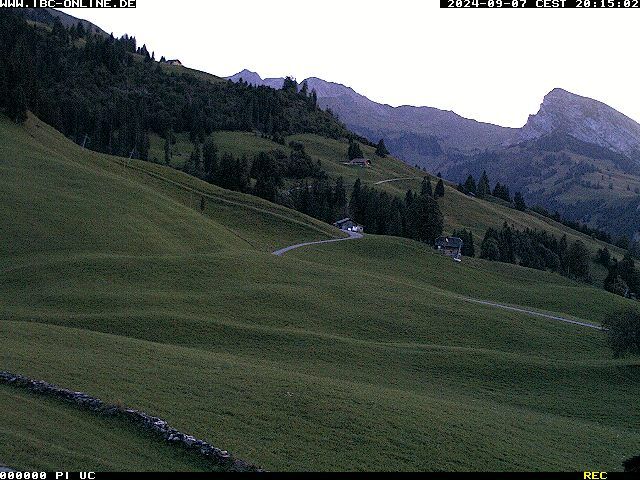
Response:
1,7,639,474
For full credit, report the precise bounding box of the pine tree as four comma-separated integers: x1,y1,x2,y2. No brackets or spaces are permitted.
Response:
405,194,444,244
405,189,415,207
349,179,363,222
334,177,347,218
477,171,490,198
184,143,202,177
421,177,433,197
252,152,281,201
565,240,591,281
463,175,477,195
347,139,364,160
282,76,298,94
202,137,218,181
514,192,527,211
453,229,475,257
375,139,389,157
435,179,445,198
480,229,501,261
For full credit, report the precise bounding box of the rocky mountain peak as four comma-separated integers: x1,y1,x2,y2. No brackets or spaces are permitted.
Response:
519,88,640,158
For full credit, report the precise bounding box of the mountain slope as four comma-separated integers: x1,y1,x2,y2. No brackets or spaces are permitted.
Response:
17,7,107,36
227,71,640,237
517,88,640,163
2,115,639,471
226,70,516,157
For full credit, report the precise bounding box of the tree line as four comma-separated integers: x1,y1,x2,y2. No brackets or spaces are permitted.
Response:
459,170,619,246
457,171,527,211
530,205,613,244
480,223,593,283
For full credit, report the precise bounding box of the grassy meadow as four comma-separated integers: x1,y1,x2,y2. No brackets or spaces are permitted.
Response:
150,130,626,259
1,116,639,471
0,385,217,472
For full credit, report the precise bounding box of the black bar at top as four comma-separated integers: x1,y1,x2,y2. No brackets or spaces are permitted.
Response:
441,0,640,7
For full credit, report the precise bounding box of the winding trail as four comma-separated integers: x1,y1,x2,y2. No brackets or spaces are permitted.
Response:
374,176,422,186
272,232,602,331
460,297,603,330
272,231,363,257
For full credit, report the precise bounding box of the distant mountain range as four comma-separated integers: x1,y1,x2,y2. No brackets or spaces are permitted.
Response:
229,70,640,237
228,70,516,160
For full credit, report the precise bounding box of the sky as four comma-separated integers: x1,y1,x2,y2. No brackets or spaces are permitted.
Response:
61,0,640,128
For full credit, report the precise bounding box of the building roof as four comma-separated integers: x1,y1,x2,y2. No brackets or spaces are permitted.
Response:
435,236,464,248
335,218,356,227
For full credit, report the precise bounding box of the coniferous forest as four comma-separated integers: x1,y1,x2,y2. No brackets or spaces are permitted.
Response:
0,10,353,160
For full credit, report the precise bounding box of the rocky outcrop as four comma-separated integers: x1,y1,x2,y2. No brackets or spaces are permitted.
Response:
0,371,262,472
518,88,640,160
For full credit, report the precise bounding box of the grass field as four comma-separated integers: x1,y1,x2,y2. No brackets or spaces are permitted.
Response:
150,130,626,260
1,116,639,471
0,385,216,472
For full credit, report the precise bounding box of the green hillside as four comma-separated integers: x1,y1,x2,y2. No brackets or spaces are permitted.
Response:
1,116,639,471
150,129,626,260
436,136,640,238
0,385,216,472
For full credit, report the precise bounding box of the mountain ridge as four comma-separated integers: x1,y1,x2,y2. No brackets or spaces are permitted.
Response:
226,70,517,158
227,70,640,168
516,87,640,160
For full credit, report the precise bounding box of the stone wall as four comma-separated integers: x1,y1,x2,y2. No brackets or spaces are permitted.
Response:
0,371,262,472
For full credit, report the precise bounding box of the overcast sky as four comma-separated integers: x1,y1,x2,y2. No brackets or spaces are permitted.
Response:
61,0,640,128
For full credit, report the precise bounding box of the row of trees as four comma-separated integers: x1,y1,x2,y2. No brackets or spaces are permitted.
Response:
346,138,390,161
459,171,622,248
420,176,445,199
480,223,592,282
457,171,527,211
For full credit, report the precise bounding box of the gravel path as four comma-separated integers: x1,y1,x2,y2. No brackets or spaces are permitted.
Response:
373,176,422,186
461,297,603,330
273,233,601,330
272,231,363,257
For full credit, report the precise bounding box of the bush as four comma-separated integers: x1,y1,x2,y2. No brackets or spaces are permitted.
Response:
602,309,640,358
